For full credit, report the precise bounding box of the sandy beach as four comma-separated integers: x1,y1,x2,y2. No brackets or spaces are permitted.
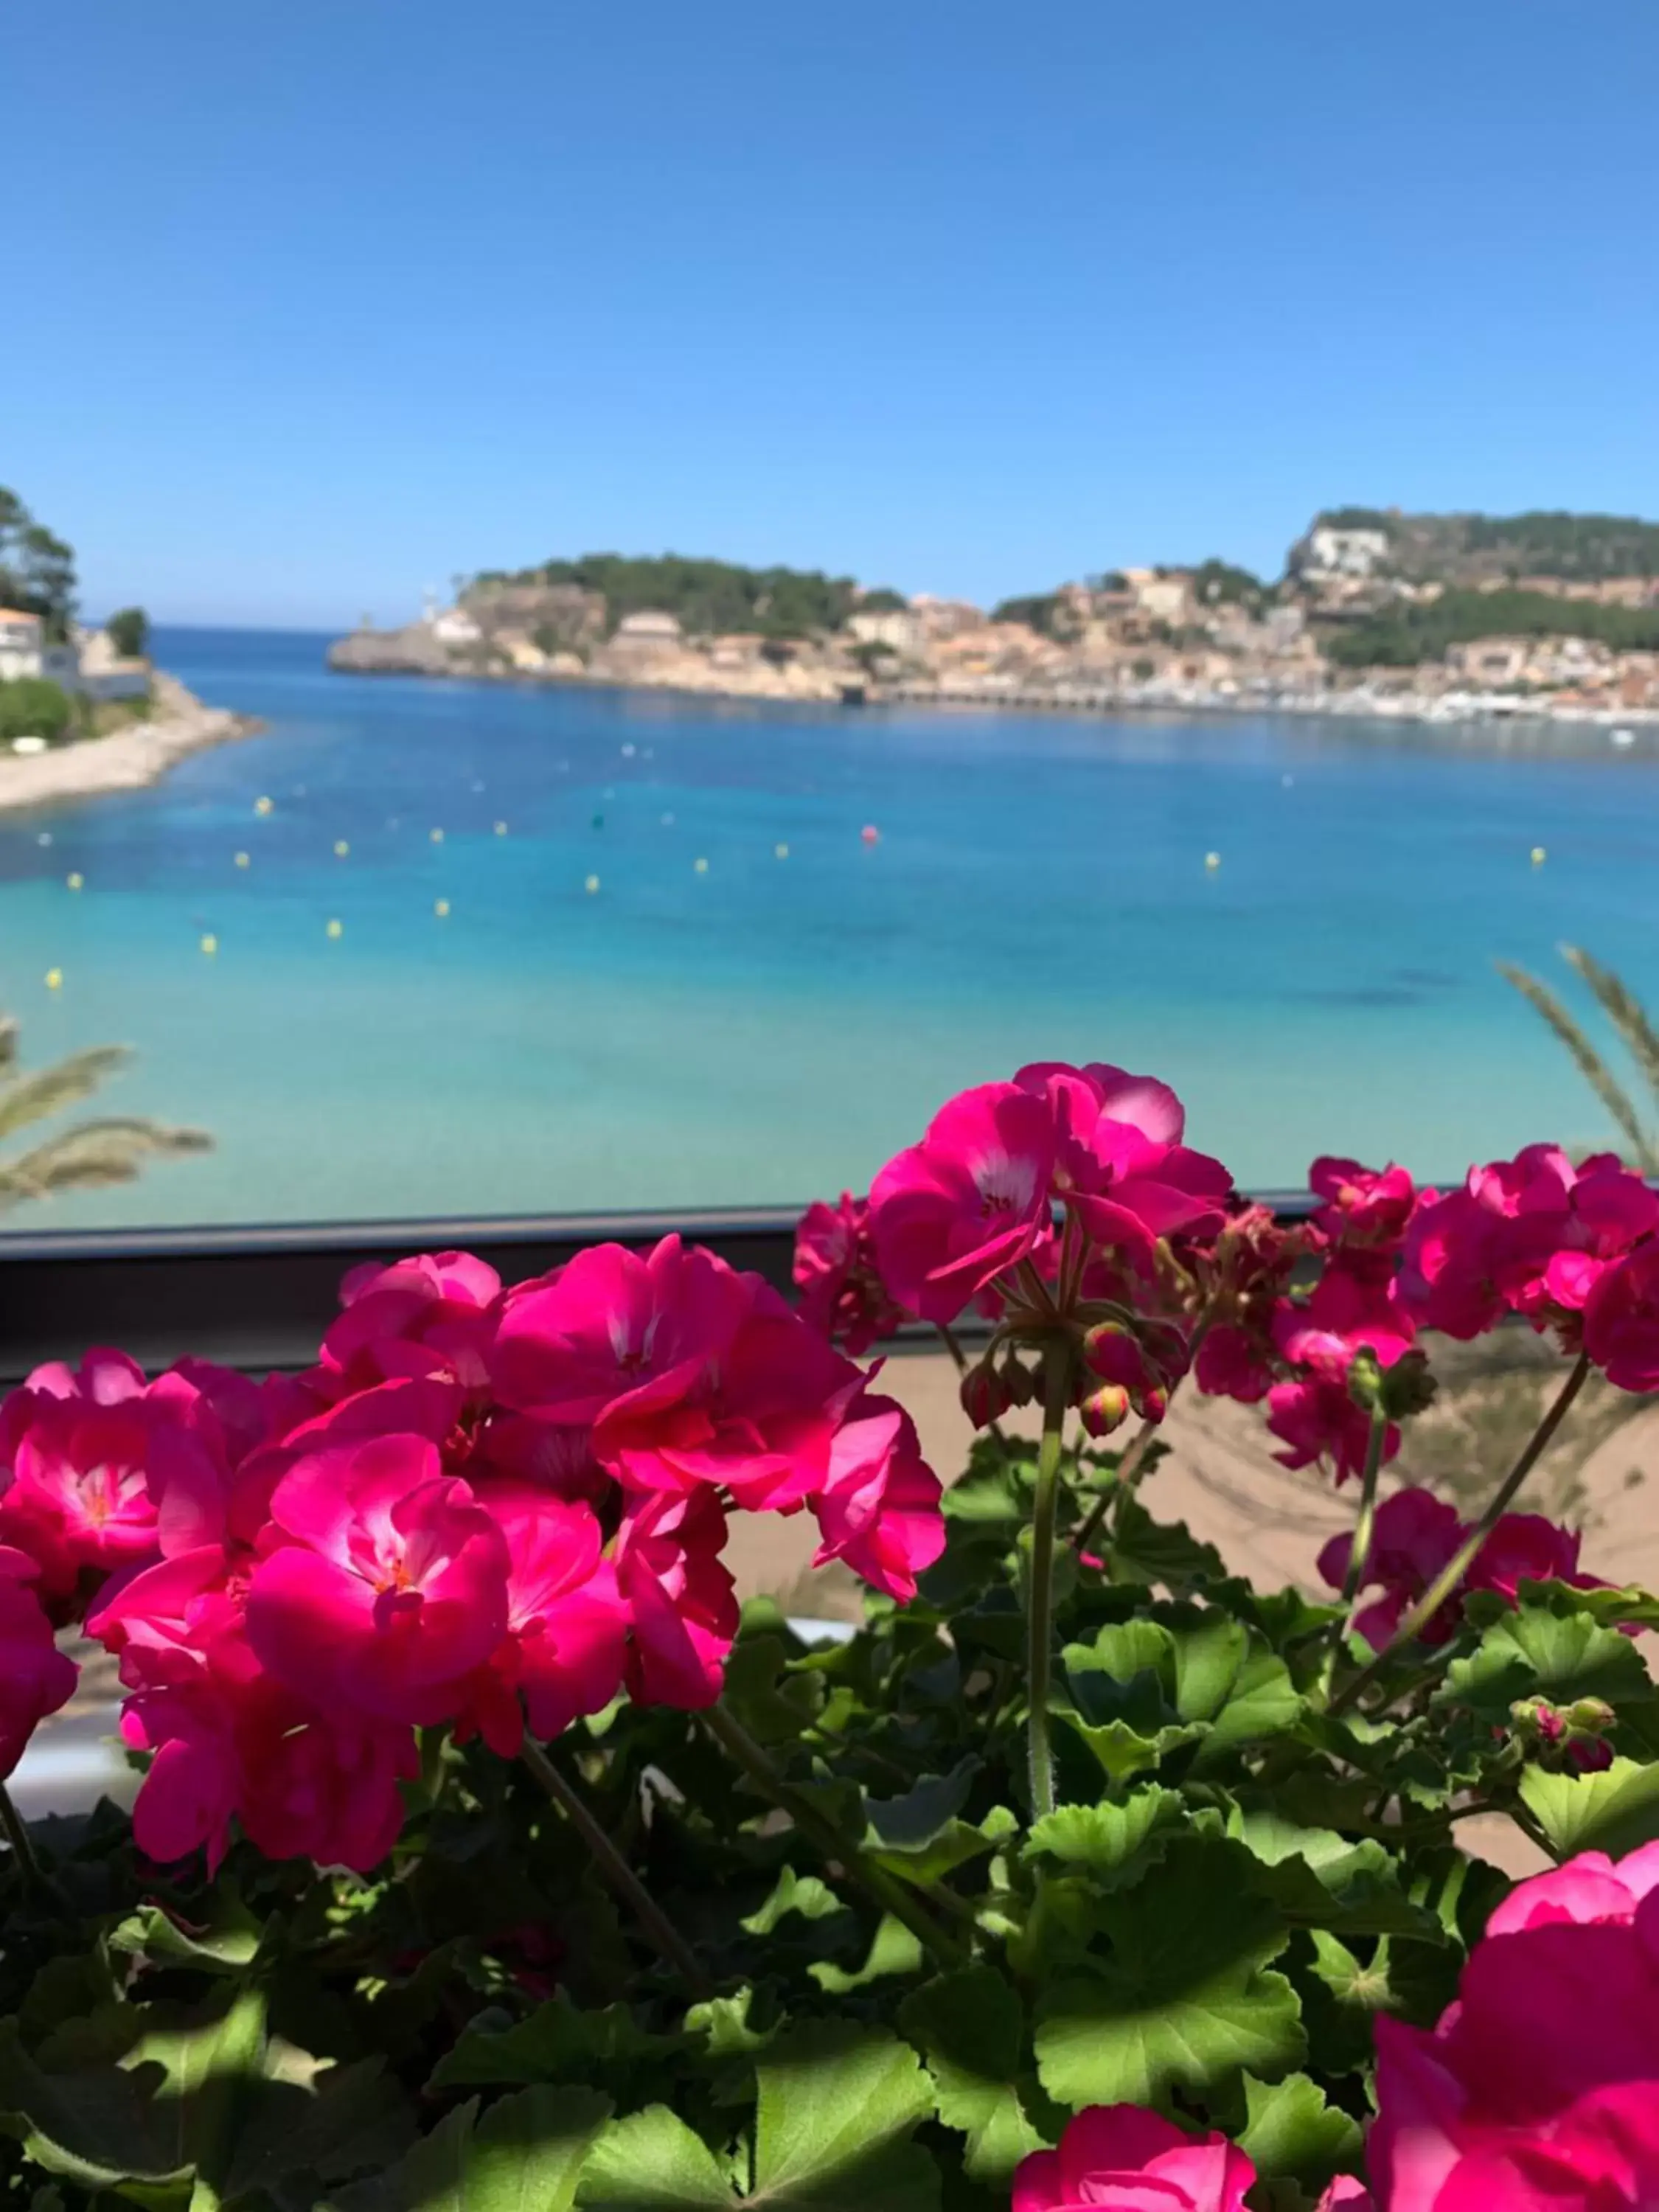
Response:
0,671,257,817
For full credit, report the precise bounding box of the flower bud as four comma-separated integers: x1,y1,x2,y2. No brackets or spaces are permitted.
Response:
998,1347,1040,1408
1082,1320,1137,1377
1379,1349,1438,1420
960,1359,1014,1430
1079,1382,1132,1438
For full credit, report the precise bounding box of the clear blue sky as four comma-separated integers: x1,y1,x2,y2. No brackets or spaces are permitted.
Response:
8,1,1658,627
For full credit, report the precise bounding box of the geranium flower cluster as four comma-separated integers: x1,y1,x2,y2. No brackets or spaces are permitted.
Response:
0,1239,944,1873
801,1068,1659,1498
1316,1484,1608,1657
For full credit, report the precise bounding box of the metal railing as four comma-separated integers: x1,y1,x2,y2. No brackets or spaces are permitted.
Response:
0,1193,1321,1383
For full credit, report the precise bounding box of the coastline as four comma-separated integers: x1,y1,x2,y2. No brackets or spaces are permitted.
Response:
326,644,1659,738
0,671,260,817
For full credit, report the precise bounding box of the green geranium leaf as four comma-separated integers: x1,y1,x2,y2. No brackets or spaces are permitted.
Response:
898,1969,1046,2184
1051,1708,1203,1784
810,1917,925,1993
578,2107,734,2208
866,1761,977,1848
1103,1499,1226,1590
1228,1809,1438,1938
109,1891,264,1975
428,2001,678,2094
330,2087,611,2212
1032,1840,1304,2108
740,1869,844,1937
748,2025,938,2208
582,2027,939,2209
723,1635,825,1747
1438,1601,1652,1720
1023,1789,1187,1887
1520,1755,1659,1860
1237,2072,1363,2190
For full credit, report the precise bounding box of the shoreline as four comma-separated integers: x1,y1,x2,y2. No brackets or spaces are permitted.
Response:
0,672,261,818
325,643,1659,738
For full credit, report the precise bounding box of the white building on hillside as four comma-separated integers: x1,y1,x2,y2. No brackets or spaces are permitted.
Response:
430,605,484,647
1302,526,1391,579
0,609,80,686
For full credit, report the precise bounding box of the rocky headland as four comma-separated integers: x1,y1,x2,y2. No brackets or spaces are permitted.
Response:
0,671,261,817
327,513,1659,733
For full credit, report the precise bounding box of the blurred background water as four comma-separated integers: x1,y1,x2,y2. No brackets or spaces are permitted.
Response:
1,627,1656,1228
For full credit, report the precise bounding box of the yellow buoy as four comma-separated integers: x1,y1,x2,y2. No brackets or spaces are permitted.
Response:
1204,851,1222,871
44,967,62,991
430,827,445,844
234,850,251,869
66,872,84,891
334,839,350,858
254,796,274,816
434,898,451,918
584,873,600,894
494,820,507,836
200,933,218,956
775,842,790,859
325,917,344,940
694,857,709,874
1531,845,1547,866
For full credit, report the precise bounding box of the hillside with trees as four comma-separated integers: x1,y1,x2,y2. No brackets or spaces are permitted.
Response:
1308,507,1659,584
1325,586,1659,668
472,553,885,641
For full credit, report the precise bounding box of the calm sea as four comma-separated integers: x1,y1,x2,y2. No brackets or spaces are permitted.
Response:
1,626,1656,1231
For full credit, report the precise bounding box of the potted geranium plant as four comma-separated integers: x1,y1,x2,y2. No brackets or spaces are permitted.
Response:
0,1059,1656,2210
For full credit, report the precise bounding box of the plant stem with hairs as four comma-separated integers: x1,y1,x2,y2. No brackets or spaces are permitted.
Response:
519,1738,712,1997
1330,1352,1591,1717
1025,1338,1074,1823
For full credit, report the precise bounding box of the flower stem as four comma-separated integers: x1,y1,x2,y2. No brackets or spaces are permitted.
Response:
1329,1351,1591,1718
702,1702,967,1965
0,1781,45,1899
519,1737,713,1997
1337,1405,1391,1630
1072,1417,1155,1557
1025,1338,1074,1823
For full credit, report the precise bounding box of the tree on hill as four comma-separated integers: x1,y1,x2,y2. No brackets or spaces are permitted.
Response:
0,1015,212,1213
1324,586,1659,669
105,607,149,659
854,588,908,613
1190,558,1268,609
490,553,862,641
990,593,1061,634
0,488,77,641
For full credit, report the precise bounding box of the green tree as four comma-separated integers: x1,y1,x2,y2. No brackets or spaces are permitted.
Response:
0,487,77,640
0,1014,212,1211
105,607,149,659
0,678,73,745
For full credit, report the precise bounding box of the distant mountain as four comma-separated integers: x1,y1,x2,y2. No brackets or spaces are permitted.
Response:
1300,508,1659,583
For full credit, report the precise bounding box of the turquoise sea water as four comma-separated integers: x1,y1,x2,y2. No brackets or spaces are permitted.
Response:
2,627,1659,1230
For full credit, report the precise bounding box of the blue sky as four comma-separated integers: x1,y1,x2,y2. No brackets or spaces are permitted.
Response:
8,1,1658,627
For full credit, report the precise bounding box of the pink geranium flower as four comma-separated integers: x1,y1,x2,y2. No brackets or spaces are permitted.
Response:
1585,1241,1659,1391
0,1545,77,1778
1486,1840,1659,1937
246,1433,509,1725
810,1393,944,1602
1318,1486,1465,1646
870,1082,1057,1323
1275,1259,1416,1376
1310,1156,1419,1251
491,1236,756,1424
1465,1513,1602,1607
793,1193,905,1354
453,1482,628,1755
1370,1863,1659,2209
1267,1374,1398,1486
316,1251,503,1398
613,1488,738,1711
1013,2106,1255,2212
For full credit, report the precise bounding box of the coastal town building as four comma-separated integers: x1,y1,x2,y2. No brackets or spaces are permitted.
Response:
0,609,80,687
